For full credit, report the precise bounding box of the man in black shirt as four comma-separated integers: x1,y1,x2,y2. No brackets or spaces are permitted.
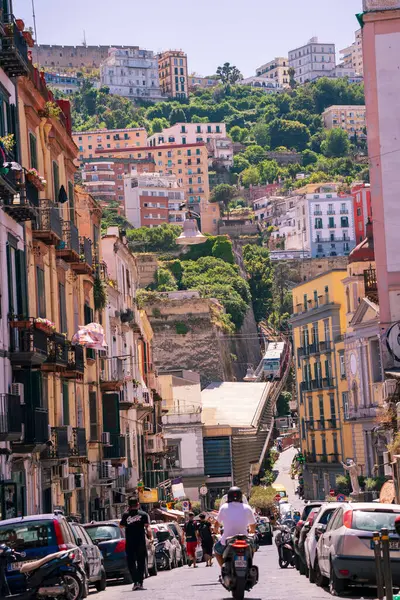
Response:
120,496,152,590
183,512,199,568
198,513,214,567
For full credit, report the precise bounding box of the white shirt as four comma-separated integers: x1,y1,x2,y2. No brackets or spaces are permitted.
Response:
217,502,256,544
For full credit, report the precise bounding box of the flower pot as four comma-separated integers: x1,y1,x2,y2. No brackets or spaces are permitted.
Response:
22,30,35,48
9,320,31,329
26,172,45,191
34,322,54,334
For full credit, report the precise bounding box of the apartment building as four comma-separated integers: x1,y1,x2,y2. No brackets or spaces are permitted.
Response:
44,72,80,94
73,127,148,161
100,47,164,102
289,37,336,84
94,143,219,234
340,29,364,76
322,105,367,138
255,57,290,87
308,189,356,258
352,183,372,244
124,173,185,228
188,75,218,91
81,158,155,206
239,77,284,93
158,50,188,99
34,44,127,72
290,270,351,500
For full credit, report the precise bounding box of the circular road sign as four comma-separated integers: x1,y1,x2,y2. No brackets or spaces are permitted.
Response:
329,489,335,497
199,486,208,496
337,493,346,502
275,494,281,502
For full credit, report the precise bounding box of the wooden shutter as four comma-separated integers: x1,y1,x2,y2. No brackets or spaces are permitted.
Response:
62,381,70,426
6,244,13,315
89,392,98,441
102,393,119,433
16,250,28,318
29,133,38,169
53,161,60,201
68,181,75,223
58,282,67,333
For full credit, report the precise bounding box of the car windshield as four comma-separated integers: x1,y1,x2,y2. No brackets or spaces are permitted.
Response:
352,510,400,532
0,520,56,549
85,525,121,541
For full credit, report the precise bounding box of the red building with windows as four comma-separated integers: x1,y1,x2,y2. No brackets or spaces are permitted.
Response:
352,183,372,244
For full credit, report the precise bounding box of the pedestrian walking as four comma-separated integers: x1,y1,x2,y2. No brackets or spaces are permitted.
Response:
198,513,213,566
183,512,199,567
120,496,153,591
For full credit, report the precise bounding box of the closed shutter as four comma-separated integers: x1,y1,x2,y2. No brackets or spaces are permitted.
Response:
102,393,119,433
9,104,18,161
36,267,46,318
84,303,93,325
68,181,75,223
53,161,60,201
203,437,231,477
89,392,98,441
62,381,70,426
29,133,38,169
16,250,28,318
6,244,13,315
58,282,67,333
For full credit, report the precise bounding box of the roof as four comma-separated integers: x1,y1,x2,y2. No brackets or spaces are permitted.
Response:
263,342,285,360
0,514,64,526
348,219,374,264
201,382,271,428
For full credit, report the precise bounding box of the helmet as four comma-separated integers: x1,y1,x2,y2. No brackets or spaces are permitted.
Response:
227,486,243,503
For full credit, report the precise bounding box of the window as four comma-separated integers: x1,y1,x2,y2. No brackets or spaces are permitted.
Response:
341,216,349,228
68,181,75,223
343,392,349,419
59,282,67,333
29,133,38,169
6,237,28,319
330,394,336,421
321,436,327,457
314,203,321,214
36,267,46,318
328,203,334,213
370,339,382,383
89,391,98,441
357,207,362,216
328,217,335,228
315,218,323,229
62,381,70,426
319,395,324,420
52,161,60,200
339,353,346,378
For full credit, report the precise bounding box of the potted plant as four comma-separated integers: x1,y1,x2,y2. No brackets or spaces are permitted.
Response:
26,168,46,191
34,317,56,334
39,101,62,120
93,275,107,311
15,19,25,31
9,316,31,329
22,29,34,47
0,134,15,155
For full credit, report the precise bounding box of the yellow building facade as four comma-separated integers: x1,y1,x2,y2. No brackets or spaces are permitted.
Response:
290,269,352,500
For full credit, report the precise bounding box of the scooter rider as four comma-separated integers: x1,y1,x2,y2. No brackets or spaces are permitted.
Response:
214,486,257,567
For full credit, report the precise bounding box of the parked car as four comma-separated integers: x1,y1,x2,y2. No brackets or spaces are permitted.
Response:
165,523,186,565
295,507,320,576
152,525,179,570
305,503,341,584
315,502,400,594
70,522,107,591
301,501,323,522
0,513,85,596
83,522,130,583
256,518,273,545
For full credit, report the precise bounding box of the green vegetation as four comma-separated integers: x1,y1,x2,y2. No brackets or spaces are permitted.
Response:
127,224,182,252
242,245,274,322
276,391,292,417
249,486,276,511
216,63,243,85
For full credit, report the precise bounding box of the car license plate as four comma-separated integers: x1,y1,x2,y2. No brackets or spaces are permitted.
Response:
235,556,246,568
370,540,400,551
7,560,35,572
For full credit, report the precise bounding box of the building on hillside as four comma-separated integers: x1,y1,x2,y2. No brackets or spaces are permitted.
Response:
73,128,148,161
188,75,218,91
307,188,356,258
81,157,155,207
329,66,363,83
159,370,204,500
201,382,273,500
94,143,218,234
238,77,284,93
290,269,351,500
342,222,387,478
100,47,164,102
124,172,186,228
44,72,80,94
351,183,372,244
340,29,363,76
322,105,367,138
158,50,188,99
255,57,290,87
34,44,128,72
289,37,336,84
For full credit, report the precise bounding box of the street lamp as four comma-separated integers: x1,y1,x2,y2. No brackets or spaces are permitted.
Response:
176,206,207,246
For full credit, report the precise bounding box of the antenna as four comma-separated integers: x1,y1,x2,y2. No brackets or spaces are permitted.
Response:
31,0,38,64
83,30,87,47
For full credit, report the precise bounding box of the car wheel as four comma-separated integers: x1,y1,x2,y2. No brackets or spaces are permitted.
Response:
149,557,158,576
94,568,107,592
314,557,328,588
309,562,316,584
299,559,306,575
329,561,347,596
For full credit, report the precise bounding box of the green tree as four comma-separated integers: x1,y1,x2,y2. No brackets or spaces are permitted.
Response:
252,122,270,147
229,125,249,142
258,159,279,184
231,154,251,175
276,391,292,416
321,128,350,158
150,117,169,133
216,62,243,85
241,166,260,187
302,149,319,166
154,267,178,292
244,145,266,165
288,67,297,89
127,223,181,252
210,183,237,214
242,245,274,322
268,119,310,151
169,107,187,125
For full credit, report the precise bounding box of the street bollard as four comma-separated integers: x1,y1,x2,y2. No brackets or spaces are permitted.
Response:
381,527,394,600
372,530,384,600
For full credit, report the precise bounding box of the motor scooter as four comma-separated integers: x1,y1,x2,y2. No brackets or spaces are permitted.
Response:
0,544,85,600
276,527,295,569
219,534,259,600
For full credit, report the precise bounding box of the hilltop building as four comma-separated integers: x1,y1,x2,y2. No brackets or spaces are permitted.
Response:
158,50,188,99
255,57,290,87
289,37,336,84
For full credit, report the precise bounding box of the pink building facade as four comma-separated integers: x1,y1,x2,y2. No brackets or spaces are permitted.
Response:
362,1,400,328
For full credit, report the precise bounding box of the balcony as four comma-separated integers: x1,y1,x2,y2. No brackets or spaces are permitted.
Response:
56,221,80,262
346,405,379,420
32,199,62,245
0,393,22,441
42,333,68,372
119,387,136,410
313,210,322,215
306,418,338,431
2,171,38,222
45,426,71,460
103,433,126,461
300,378,336,392
12,406,48,453
293,295,333,315
305,452,340,464
100,358,124,391
327,210,336,215
70,427,87,458
340,209,349,214
364,266,378,303
9,320,48,367
0,15,30,77
64,345,85,379
143,469,169,489
71,237,93,275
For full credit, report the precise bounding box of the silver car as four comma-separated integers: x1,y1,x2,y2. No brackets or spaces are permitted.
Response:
315,502,400,594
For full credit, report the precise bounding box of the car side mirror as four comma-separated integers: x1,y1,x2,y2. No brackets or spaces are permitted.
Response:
316,525,326,538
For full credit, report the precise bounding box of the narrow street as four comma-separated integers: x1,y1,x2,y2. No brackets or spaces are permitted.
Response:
89,449,331,600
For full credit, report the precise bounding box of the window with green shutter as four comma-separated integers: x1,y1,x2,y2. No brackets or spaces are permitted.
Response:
68,181,75,223
58,282,67,333
53,161,60,201
36,267,46,318
62,381,70,426
102,392,120,433
89,392,98,441
29,133,38,169
84,303,93,325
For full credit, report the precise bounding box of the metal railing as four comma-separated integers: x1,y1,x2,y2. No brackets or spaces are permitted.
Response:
46,427,70,459
71,427,87,457
23,407,48,446
103,433,126,459
9,321,48,357
34,199,62,239
79,236,93,267
59,220,80,255
0,393,22,441
1,14,30,76
67,345,84,373
45,333,68,367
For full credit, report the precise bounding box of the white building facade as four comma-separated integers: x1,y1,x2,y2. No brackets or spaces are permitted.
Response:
255,57,290,87
100,47,164,102
289,37,336,84
340,29,364,76
147,122,227,147
308,192,356,258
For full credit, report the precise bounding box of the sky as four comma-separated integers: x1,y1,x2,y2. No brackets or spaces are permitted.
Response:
14,0,362,77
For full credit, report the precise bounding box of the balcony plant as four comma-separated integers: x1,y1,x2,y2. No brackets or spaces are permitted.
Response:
22,29,34,48
34,317,56,334
0,134,15,155
93,274,107,311
39,101,62,120
26,168,46,191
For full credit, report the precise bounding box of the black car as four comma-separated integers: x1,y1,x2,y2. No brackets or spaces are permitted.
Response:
256,518,273,545
70,523,106,592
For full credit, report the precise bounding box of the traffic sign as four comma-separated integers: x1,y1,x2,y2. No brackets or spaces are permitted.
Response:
182,500,190,512
274,494,281,502
337,493,346,502
199,486,208,496
329,489,335,497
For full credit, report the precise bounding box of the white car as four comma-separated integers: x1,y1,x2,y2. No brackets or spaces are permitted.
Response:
304,502,341,583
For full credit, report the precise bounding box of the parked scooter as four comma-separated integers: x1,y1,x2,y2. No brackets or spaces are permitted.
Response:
0,544,85,600
220,535,259,600
276,527,295,569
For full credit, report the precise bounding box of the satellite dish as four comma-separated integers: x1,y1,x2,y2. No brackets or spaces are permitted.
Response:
385,323,400,362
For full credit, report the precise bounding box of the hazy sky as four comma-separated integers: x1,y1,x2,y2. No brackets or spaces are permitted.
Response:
14,0,362,77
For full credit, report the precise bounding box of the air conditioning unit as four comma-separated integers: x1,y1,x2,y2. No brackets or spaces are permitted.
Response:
62,474,76,492
75,474,84,489
11,383,24,405
59,463,69,479
383,379,397,402
66,426,73,443
100,460,112,479
101,432,111,446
